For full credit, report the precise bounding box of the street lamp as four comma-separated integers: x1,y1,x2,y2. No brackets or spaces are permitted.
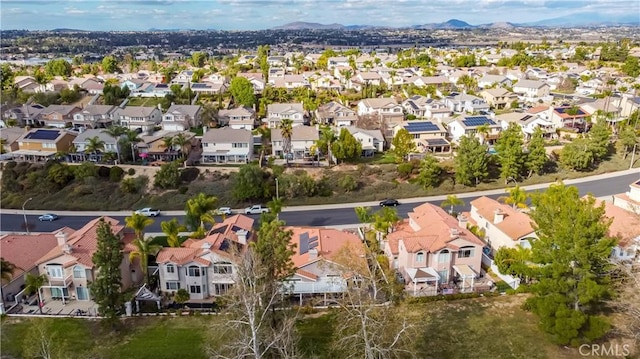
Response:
22,197,33,235
275,178,279,200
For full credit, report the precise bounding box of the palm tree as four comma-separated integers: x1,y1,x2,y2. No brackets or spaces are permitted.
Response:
476,123,491,144
125,213,155,241
185,193,218,233
129,237,162,283
173,133,191,159
102,125,126,162
279,118,294,166
161,136,174,152
441,194,465,215
161,218,187,248
316,127,336,166
24,273,47,314
1,258,17,284
85,136,105,154
498,185,530,210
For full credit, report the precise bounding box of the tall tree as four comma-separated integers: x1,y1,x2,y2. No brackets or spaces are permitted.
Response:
454,135,489,186
233,164,270,201
184,192,218,235
560,137,594,171
101,56,118,74
161,218,187,247
315,127,336,165
391,128,416,163
102,126,126,163
44,59,72,77
525,183,616,345
498,185,529,209
495,122,525,184
172,133,191,159
90,219,124,324
279,118,294,166
85,136,106,155
24,273,47,315
125,213,154,241
441,194,464,215
417,154,442,189
129,237,162,284
230,76,257,107
618,126,638,160
191,52,208,67
587,121,612,162
525,127,548,177
331,127,362,163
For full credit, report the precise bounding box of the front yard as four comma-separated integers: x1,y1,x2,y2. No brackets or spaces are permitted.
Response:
1,295,631,358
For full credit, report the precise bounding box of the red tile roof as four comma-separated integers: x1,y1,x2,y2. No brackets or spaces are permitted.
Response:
1,232,60,280
598,200,640,248
470,196,535,240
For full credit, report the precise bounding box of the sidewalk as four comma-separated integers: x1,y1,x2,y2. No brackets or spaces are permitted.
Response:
2,168,638,216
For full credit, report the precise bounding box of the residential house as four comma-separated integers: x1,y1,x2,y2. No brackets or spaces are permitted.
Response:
264,103,305,128
267,68,286,84
190,82,227,95
34,217,139,305
40,105,82,128
480,88,518,110
0,232,60,313
237,72,266,94
0,127,25,153
580,98,622,125
267,56,286,67
68,77,104,95
283,227,365,303
217,107,256,130
271,125,318,159
327,56,351,69
549,105,590,130
410,76,453,91
171,70,194,84
357,97,403,124
2,103,46,126
120,79,146,93
467,196,538,253
71,129,118,161
477,74,512,89
343,126,385,156
137,130,197,162
384,203,485,295
201,127,253,164
402,95,450,119
598,200,640,263
14,128,77,161
72,105,116,129
315,101,358,127
394,120,451,154
495,112,556,140
444,93,489,114
162,104,202,131
13,76,42,93
156,215,255,300
113,106,162,133
447,116,502,143
348,72,383,91
273,74,309,89
512,79,551,102
616,96,640,117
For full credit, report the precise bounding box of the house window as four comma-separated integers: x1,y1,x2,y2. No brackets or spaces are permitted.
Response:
51,287,69,298
232,143,248,148
76,286,89,300
189,285,201,294
47,265,63,278
166,264,175,274
458,247,475,258
166,282,180,290
214,283,232,295
187,266,201,277
438,250,450,264
213,262,233,274
73,266,85,278
416,252,425,263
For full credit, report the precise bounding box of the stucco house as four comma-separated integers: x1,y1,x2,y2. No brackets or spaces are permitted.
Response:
315,101,358,127
512,79,551,102
271,125,318,159
444,93,489,114
480,88,518,110
447,116,502,144
343,126,385,155
384,203,484,295
72,105,116,129
393,120,451,154
201,127,253,164
264,103,305,128
40,105,82,128
357,97,403,124
162,104,202,132
217,107,256,130
14,128,77,162
113,106,163,133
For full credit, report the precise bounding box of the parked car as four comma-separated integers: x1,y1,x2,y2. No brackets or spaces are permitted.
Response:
38,213,59,221
379,199,400,207
244,205,270,215
134,208,161,217
216,207,233,215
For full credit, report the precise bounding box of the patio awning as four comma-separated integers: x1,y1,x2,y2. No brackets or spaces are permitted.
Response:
10,149,56,157
453,264,476,278
406,267,440,283
135,285,161,302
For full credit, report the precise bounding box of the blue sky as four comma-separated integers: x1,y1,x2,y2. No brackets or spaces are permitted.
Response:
0,0,638,31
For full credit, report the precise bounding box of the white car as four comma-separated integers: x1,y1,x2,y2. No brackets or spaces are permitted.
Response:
134,208,161,217
217,207,233,215
244,205,270,215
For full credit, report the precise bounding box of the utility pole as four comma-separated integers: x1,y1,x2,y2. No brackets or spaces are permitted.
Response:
630,143,637,170
22,197,33,234
275,178,279,200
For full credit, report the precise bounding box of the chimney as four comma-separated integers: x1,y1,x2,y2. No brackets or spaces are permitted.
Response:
450,228,459,239
308,248,318,260
202,126,208,134
236,229,248,245
201,241,212,250
62,244,73,255
55,231,68,246
157,103,162,110
494,208,505,224
457,214,468,229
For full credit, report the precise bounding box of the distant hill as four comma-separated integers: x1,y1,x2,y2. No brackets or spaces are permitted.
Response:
413,19,473,29
271,22,345,30
52,28,88,32
478,22,517,29
521,12,640,27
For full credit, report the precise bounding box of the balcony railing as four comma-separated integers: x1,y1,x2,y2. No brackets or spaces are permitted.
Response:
48,274,73,287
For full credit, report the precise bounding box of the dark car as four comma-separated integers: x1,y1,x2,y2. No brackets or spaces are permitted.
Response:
379,199,400,207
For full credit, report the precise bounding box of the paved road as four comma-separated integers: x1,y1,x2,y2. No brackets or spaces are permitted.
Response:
1,171,638,233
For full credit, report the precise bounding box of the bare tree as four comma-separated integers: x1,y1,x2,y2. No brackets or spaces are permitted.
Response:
608,262,640,353
22,319,69,359
330,242,415,359
207,248,299,359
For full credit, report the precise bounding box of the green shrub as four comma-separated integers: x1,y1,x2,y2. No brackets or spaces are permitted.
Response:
109,166,125,182
178,186,188,194
127,168,136,176
397,163,413,178
180,167,200,183
97,166,110,178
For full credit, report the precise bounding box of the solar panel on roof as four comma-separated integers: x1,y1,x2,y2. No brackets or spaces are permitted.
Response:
462,116,495,127
406,122,439,132
210,225,228,235
191,83,209,89
520,115,533,122
309,236,318,246
26,129,60,140
426,138,449,146
310,241,319,249
300,232,310,255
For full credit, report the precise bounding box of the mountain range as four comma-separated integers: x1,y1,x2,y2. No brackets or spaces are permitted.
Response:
271,13,639,30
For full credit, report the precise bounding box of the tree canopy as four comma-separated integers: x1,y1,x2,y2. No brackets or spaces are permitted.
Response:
89,219,124,324
495,122,525,183
391,128,416,163
229,76,256,107
454,136,489,186
331,128,362,163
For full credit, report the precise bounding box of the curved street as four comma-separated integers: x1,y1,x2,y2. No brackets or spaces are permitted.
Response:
1,169,638,233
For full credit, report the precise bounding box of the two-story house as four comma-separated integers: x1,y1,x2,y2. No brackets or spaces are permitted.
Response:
477,74,512,89
113,106,162,133
156,215,255,300
237,73,266,94
264,103,305,128
402,96,451,120
40,105,82,128
34,217,138,305
14,128,77,162
201,127,253,164
357,97,404,124
444,93,489,114
598,199,640,264
447,116,502,144
480,88,518,110
496,112,557,140
384,203,485,295
343,126,385,156
467,196,538,253
162,104,202,131
283,227,366,305
394,121,451,154
217,107,256,130
271,125,318,159
3,103,46,126
549,105,590,130
0,127,24,154
71,129,119,161
348,72,383,91
315,101,358,127
72,105,116,129
512,79,551,102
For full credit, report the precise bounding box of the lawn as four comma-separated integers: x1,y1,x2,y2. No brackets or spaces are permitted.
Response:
126,97,164,107
1,296,617,359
